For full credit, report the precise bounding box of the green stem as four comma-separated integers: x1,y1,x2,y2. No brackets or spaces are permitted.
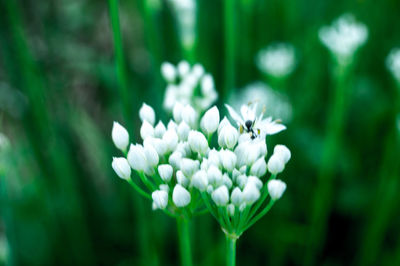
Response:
108,0,132,131
305,62,351,265
226,235,237,266
242,199,275,233
177,217,193,266
127,179,151,199
223,0,235,102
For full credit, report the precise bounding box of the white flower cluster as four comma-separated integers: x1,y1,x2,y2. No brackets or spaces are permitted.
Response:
111,99,290,231
168,0,196,49
161,61,218,113
256,43,296,78
229,82,293,123
386,48,400,83
192,103,290,236
319,14,368,64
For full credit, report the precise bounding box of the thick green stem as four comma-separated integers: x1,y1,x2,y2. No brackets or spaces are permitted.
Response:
226,235,237,266
177,217,193,266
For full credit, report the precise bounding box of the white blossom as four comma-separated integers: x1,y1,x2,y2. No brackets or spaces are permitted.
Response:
173,184,191,207
154,121,167,138
231,187,244,206
268,179,287,200
220,149,237,172
112,157,131,180
169,151,183,169
201,106,220,135
139,103,156,126
256,42,296,78
161,62,177,83
386,48,400,82
177,121,190,141
158,164,173,182
152,190,169,209
140,120,155,140
191,170,208,191
127,144,148,172
211,185,229,206
176,170,190,187
218,123,239,149
250,157,267,177
267,153,285,174
180,158,200,177
273,145,291,164
188,130,208,154
112,122,129,151
242,183,260,204
319,14,368,64
163,129,179,152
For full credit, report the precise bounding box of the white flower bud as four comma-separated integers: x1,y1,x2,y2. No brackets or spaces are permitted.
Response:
163,129,179,152
161,62,177,83
273,145,291,164
112,157,131,180
168,120,178,131
236,174,247,189
152,190,168,209
232,169,241,181
207,165,222,185
243,183,260,204
176,141,191,157
169,151,183,169
139,103,156,125
154,121,167,138
211,186,229,206
173,102,184,123
180,158,200,177
207,185,214,194
239,203,247,212
250,157,267,177
144,137,167,156
235,141,261,167
201,158,209,171
218,117,230,135
268,179,287,200
143,142,159,168
181,105,197,128
140,120,155,140
247,176,263,190
200,106,220,135
267,154,285,174
159,184,169,192
127,144,148,171
176,170,189,187
164,85,177,111
220,149,237,172
192,64,204,78
178,61,190,77
177,121,190,141
112,122,129,151
188,130,208,154
218,125,239,149
207,149,221,167
227,204,235,217
222,173,233,189
158,164,173,182
201,74,214,94
231,187,244,206
173,184,191,207
191,170,208,191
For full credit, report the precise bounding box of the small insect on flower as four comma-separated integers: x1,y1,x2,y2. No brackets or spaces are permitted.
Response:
226,102,286,141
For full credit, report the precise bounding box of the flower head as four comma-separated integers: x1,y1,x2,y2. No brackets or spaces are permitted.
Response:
319,14,368,64
256,43,296,78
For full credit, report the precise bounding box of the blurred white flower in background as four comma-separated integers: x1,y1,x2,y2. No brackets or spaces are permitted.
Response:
228,82,293,123
168,0,196,50
0,133,10,151
161,61,218,113
319,14,368,64
256,43,296,78
386,48,400,83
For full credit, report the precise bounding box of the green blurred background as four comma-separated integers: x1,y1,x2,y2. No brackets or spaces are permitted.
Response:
1,0,400,265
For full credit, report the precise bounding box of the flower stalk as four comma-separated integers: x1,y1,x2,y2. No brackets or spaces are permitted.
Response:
225,235,237,266
177,217,193,266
